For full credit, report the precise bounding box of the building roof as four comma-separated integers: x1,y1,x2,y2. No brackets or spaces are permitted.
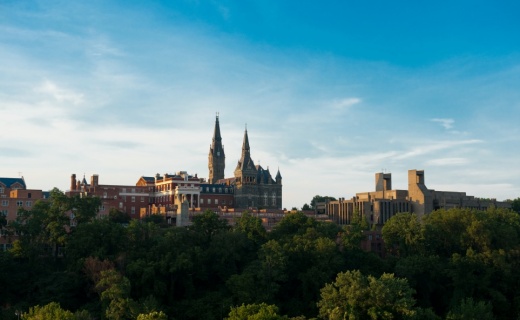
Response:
256,165,274,184
0,177,26,189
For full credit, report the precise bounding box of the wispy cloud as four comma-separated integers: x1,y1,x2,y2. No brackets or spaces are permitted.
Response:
331,97,361,110
35,80,84,105
394,139,482,160
431,118,454,129
426,157,468,166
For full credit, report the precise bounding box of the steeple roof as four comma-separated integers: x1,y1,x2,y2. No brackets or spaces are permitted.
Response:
276,168,282,180
241,128,250,155
235,128,255,171
212,114,222,144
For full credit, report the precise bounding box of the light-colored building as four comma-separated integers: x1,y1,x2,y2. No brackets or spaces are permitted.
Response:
326,169,511,227
0,177,48,251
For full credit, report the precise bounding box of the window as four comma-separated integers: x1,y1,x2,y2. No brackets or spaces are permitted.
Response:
219,188,222,193
141,197,144,202
122,188,127,193
16,201,23,207
222,200,226,205
0,187,4,193
101,205,105,211
200,199,204,204
28,192,31,198
1,210,7,216
103,192,107,198
1,200,8,206
208,199,212,205
119,202,123,209
215,199,218,205
131,196,135,202
132,188,135,193
131,207,135,214
26,201,32,207
272,192,276,206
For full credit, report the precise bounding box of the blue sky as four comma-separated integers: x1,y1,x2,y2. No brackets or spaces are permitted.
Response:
1,0,519,209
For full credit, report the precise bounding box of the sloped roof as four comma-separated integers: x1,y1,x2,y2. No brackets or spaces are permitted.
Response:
0,177,26,189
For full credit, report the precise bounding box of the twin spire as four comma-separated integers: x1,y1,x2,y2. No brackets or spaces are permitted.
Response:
210,114,281,182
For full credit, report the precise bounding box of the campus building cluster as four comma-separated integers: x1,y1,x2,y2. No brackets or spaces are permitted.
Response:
66,116,283,219
326,169,511,226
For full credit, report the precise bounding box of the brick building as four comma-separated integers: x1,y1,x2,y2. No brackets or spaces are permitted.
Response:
0,177,48,251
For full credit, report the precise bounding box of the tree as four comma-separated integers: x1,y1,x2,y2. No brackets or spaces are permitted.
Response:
301,203,311,211
192,210,230,242
310,195,337,210
226,303,289,320
10,188,70,259
340,211,369,251
318,270,418,320
108,208,131,224
22,302,75,320
136,311,168,320
446,298,495,320
233,211,267,245
509,197,520,213
382,213,423,257
96,269,138,320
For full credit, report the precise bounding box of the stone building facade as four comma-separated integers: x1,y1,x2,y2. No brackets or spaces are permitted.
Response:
205,116,282,210
326,169,511,227
230,128,282,209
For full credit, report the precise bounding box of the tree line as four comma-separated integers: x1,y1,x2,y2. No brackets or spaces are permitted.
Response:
1,189,520,319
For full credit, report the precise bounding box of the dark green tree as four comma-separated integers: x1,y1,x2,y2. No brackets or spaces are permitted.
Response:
310,195,336,210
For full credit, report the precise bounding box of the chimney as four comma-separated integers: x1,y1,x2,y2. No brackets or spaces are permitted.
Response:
91,174,99,187
71,174,76,191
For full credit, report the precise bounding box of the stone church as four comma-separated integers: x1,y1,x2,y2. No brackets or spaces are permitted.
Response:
208,115,283,209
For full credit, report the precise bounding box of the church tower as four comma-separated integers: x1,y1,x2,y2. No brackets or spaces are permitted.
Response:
233,128,259,208
208,114,225,184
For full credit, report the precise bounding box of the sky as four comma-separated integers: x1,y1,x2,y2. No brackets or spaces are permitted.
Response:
1,0,520,209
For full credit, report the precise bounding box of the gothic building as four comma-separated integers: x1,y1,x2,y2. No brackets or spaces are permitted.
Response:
208,116,283,209
208,115,225,184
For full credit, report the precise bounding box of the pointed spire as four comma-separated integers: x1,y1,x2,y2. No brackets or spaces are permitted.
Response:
212,113,222,144
276,168,282,181
241,126,250,155
209,114,225,183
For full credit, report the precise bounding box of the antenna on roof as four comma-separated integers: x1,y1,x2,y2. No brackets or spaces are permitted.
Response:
18,171,22,177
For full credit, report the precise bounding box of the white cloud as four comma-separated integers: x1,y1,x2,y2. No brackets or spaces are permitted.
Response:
426,157,468,166
35,80,84,105
431,118,454,129
331,97,361,110
394,139,482,160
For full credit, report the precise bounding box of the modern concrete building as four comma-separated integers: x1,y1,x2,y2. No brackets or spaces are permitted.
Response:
326,169,511,227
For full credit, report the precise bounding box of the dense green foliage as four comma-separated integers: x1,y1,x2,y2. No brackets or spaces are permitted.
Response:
1,189,520,319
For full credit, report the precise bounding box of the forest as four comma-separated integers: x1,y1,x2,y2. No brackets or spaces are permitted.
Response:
1,189,520,319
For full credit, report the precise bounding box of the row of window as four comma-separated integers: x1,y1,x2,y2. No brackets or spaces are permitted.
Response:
202,187,232,194
200,199,231,205
1,200,32,207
